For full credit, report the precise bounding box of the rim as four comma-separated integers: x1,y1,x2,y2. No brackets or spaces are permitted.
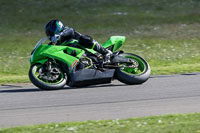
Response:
32,64,64,84
119,55,147,75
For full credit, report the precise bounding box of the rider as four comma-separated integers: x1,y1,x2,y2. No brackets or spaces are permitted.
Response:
44,20,112,62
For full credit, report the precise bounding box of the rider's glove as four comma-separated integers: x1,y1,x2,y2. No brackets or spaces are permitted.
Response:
51,34,60,43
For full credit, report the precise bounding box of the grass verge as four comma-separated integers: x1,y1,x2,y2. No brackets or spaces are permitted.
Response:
0,113,200,133
0,75,28,84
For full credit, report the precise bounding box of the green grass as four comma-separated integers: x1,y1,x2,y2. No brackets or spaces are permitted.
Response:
0,75,28,84
0,0,200,84
1,113,200,133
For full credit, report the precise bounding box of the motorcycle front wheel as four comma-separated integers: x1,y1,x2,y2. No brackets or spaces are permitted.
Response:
29,64,67,90
115,53,151,85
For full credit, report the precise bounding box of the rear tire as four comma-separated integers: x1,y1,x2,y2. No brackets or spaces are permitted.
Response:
29,64,67,90
116,53,151,85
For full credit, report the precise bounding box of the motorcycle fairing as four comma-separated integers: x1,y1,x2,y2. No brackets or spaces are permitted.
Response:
62,39,97,54
102,36,126,52
69,68,115,87
31,44,85,71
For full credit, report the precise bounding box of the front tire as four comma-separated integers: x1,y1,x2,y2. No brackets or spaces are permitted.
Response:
29,64,67,90
116,53,151,85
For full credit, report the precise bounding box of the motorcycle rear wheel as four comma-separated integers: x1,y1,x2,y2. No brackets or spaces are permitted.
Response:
116,53,151,85
29,64,67,90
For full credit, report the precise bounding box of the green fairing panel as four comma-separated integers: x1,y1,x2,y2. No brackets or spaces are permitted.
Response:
102,36,126,52
30,45,50,65
31,44,84,67
61,40,97,54
61,40,79,46
41,45,84,67
84,48,96,54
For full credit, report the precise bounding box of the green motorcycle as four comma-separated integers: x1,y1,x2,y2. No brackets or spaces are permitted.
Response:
29,36,151,90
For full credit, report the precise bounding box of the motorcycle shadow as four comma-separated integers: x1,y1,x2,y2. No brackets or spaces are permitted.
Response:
0,83,127,93
64,83,127,90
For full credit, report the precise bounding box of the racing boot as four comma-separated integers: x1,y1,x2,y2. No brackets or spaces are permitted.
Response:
93,41,113,63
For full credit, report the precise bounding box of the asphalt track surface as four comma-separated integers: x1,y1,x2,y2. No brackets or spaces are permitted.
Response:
0,73,200,128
